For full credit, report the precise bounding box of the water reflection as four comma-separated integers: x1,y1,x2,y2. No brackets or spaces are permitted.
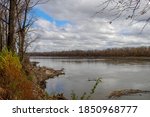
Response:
30,57,150,99
46,79,65,94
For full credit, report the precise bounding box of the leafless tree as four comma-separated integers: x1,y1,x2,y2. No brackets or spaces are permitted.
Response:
15,0,32,59
0,0,49,59
15,0,49,60
7,0,16,51
0,0,9,51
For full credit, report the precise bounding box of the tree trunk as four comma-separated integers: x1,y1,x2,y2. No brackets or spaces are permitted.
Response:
18,0,30,60
7,0,16,51
0,22,2,51
0,10,3,51
19,29,25,60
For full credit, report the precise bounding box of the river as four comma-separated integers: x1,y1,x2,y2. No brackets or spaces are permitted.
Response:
30,57,150,100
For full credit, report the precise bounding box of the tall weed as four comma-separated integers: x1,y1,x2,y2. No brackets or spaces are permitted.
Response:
0,49,34,99
71,78,101,100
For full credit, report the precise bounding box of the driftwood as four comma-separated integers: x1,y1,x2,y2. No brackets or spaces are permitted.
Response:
108,89,150,99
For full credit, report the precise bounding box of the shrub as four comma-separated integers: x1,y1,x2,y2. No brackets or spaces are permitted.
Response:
0,49,35,99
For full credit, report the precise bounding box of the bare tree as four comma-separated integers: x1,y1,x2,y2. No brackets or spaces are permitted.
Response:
0,23,2,51
15,0,32,60
0,9,2,51
20,0,51,60
16,0,48,60
0,0,9,51
96,0,150,30
7,0,16,51
0,0,49,55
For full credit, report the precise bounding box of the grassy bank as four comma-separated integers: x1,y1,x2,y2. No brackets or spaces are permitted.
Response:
0,49,65,100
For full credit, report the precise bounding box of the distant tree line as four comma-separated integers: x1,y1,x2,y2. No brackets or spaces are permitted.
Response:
28,46,150,57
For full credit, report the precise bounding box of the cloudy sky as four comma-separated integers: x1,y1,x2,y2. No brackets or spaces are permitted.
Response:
28,0,150,52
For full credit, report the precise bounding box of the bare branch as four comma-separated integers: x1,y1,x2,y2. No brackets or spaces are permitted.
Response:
96,0,150,30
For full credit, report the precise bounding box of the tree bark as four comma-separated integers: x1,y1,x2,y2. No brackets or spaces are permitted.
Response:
7,0,16,51
0,22,2,51
18,0,30,60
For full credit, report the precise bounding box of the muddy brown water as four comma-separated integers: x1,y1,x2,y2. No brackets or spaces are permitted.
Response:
30,57,150,99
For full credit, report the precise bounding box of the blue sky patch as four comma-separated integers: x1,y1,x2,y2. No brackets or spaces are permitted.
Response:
32,8,70,27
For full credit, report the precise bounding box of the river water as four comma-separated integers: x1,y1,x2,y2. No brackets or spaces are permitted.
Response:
30,57,150,100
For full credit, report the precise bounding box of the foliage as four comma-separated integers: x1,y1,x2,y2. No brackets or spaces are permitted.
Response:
0,49,34,99
71,91,79,100
71,78,101,100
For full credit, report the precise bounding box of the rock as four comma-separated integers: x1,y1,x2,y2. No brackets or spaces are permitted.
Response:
45,70,53,76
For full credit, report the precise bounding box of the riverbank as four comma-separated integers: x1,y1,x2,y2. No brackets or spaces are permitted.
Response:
0,62,66,100
0,50,66,100
30,63,65,89
22,58,66,99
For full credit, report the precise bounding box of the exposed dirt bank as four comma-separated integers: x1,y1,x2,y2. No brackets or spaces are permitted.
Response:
23,58,66,99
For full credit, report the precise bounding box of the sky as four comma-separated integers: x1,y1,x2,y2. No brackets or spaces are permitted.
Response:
28,0,150,52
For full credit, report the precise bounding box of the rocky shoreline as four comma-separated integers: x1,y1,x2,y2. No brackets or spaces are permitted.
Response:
32,65,65,89
21,58,66,99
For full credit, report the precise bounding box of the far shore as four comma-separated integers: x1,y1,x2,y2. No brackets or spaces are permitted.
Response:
29,56,150,61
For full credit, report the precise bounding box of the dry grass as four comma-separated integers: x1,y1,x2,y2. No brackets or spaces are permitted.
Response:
0,49,35,99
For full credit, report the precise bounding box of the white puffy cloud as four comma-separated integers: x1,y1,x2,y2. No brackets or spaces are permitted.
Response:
29,0,150,52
